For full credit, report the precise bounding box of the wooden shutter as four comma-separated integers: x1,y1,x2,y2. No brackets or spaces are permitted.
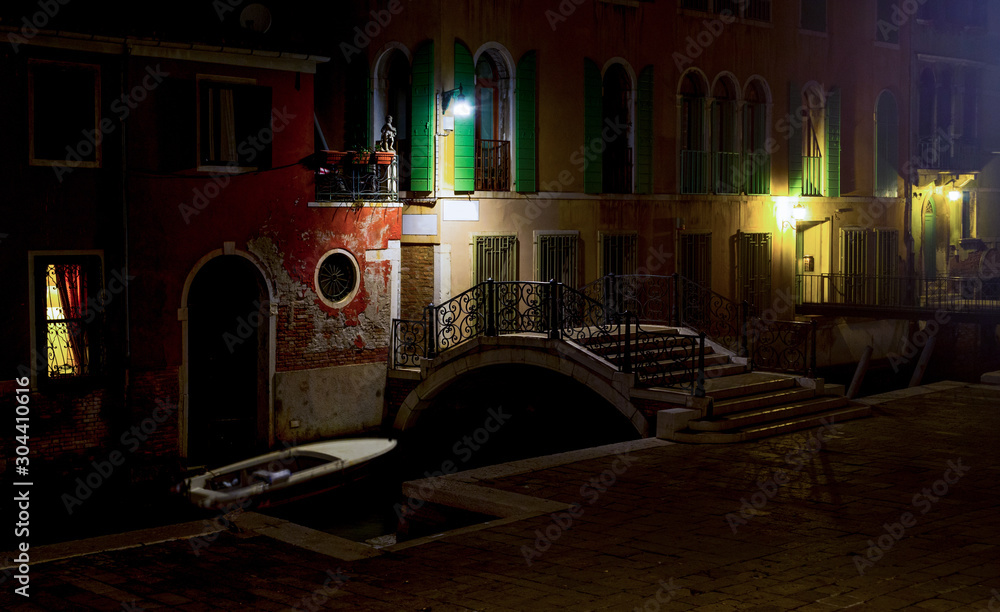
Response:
410,41,435,192
584,58,602,194
787,82,802,196
637,65,654,195
826,88,841,197
516,51,537,193
454,41,475,192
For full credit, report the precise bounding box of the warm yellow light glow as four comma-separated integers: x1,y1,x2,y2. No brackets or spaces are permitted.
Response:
45,265,78,376
948,190,962,201
774,196,802,231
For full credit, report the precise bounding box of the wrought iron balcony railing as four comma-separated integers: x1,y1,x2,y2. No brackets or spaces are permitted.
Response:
712,151,741,195
797,273,1000,315
475,139,511,191
315,151,398,203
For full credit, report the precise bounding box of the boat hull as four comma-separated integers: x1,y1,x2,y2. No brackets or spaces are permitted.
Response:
182,438,397,510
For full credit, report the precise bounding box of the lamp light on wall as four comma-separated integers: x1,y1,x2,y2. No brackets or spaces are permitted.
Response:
442,85,471,117
948,190,962,201
774,196,806,231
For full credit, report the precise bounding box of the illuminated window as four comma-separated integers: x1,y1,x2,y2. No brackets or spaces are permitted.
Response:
33,255,104,382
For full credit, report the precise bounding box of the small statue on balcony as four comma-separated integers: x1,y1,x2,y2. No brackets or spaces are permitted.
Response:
378,115,396,151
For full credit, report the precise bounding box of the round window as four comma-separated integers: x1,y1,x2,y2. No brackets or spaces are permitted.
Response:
315,250,360,307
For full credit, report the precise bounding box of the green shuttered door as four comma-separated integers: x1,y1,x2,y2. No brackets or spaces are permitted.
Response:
411,41,435,192
637,65,654,195
454,41,475,192
584,58,602,194
516,51,537,193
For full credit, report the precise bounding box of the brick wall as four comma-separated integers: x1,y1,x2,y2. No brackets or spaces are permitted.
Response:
401,245,434,320
384,375,421,426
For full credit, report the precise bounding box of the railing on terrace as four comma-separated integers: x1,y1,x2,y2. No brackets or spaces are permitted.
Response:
475,139,511,191
797,273,1000,314
391,275,820,389
802,155,822,196
712,151,740,195
316,152,398,203
680,150,709,194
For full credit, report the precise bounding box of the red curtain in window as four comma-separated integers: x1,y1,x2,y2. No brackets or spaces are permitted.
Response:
55,264,86,372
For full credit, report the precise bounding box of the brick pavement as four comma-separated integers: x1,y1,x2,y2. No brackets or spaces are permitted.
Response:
1,382,998,611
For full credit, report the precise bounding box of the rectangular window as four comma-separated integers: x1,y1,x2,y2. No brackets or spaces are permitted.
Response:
472,234,517,284
600,233,638,277
876,0,900,44
737,231,771,314
31,254,104,383
28,61,101,168
535,232,579,287
801,0,827,32
198,78,273,170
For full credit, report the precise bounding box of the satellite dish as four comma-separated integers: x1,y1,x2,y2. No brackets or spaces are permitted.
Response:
240,4,272,33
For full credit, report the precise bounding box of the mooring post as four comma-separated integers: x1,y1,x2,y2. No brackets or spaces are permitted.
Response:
847,345,874,399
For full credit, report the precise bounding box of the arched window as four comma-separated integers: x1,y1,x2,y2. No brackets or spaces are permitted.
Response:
374,48,411,190
711,76,739,194
466,47,514,192
679,71,708,194
603,63,632,194
875,91,899,197
742,79,770,195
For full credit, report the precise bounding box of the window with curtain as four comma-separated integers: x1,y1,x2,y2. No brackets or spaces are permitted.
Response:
34,255,104,381
199,79,273,169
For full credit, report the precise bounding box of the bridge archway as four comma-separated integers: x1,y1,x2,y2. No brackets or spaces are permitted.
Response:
393,336,648,438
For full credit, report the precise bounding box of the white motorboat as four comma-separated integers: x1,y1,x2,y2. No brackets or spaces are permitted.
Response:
180,437,397,510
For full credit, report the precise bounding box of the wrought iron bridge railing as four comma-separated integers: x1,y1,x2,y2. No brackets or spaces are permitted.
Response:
392,274,819,393
315,153,398,203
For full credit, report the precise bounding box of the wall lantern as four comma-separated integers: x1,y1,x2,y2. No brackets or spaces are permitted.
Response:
442,85,471,117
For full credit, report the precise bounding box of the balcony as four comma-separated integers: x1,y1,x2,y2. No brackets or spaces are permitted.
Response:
712,151,740,195
315,150,398,203
681,149,708,194
918,136,980,172
797,273,1000,321
475,139,511,191
802,155,822,196
603,146,633,194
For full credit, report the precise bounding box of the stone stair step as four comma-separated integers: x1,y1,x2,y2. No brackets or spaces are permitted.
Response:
712,387,817,416
688,396,848,431
701,373,798,400
581,332,687,353
643,363,746,387
623,352,732,372
669,404,871,444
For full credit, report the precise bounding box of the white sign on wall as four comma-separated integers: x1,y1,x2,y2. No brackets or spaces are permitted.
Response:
402,214,438,236
443,200,480,222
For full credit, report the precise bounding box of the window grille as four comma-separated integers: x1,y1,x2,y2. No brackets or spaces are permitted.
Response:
536,233,579,286
34,256,104,381
600,233,638,277
472,234,518,284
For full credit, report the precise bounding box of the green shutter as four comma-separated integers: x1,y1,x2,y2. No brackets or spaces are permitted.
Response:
584,58,602,194
788,82,802,196
454,41,475,192
637,65,654,195
826,88,841,198
516,51,537,193
410,41,435,192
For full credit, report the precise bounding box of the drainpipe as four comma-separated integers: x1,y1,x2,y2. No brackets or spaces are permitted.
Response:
120,44,132,426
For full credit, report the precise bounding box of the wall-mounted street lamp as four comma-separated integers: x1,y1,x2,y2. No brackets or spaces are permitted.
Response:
948,190,962,201
442,85,472,117
775,196,807,231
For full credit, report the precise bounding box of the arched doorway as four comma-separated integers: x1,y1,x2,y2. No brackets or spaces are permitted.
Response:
186,255,270,466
